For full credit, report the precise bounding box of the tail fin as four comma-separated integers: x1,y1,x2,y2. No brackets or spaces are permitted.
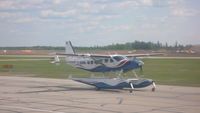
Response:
65,41,75,54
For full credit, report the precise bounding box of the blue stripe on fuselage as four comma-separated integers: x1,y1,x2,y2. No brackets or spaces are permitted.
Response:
80,60,142,72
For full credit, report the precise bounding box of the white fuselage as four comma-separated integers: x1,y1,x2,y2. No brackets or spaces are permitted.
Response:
65,55,129,70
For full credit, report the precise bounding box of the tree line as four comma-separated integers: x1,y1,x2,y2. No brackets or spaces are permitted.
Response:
75,41,192,51
0,41,192,51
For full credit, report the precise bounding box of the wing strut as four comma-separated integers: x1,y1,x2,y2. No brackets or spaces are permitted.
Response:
129,82,134,93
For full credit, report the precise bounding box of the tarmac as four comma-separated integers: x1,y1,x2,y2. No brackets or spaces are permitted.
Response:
0,76,200,113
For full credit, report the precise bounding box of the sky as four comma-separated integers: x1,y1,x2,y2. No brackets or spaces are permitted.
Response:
0,0,200,47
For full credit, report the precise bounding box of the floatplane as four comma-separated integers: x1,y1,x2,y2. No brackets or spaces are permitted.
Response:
51,41,162,93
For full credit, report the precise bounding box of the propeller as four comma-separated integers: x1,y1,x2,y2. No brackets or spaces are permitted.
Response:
138,60,144,75
140,65,143,74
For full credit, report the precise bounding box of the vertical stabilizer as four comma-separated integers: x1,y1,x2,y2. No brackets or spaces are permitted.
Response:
65,41,75,54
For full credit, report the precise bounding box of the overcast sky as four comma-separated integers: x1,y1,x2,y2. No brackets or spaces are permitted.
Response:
0,0,200,47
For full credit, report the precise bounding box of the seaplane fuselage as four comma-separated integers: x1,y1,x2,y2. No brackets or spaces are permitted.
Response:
66,55,144,72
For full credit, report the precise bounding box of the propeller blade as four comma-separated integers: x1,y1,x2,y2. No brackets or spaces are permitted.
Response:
140,65,143,75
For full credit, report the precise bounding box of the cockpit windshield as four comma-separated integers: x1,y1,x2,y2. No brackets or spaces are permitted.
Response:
112,56,127,61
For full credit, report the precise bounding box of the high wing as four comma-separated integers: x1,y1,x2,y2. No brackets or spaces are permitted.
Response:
51,52,163,59
51,53,111,58
125,53,164,58
50,41,163,59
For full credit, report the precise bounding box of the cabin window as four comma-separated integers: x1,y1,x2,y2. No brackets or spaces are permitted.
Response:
68,61,75,64
80,61,86,64
95,59,102,64
91,61,94,64
87,61,90,64
110,59,114,63
104,59,108,63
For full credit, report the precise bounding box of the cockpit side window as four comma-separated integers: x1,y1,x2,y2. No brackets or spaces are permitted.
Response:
104,59,108,63
112,56,126,61
95,59,103,64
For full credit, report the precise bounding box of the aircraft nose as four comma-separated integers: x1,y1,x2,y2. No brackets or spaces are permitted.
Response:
129,60,144,69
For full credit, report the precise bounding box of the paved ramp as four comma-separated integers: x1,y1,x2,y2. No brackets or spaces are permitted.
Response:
0,76,200,113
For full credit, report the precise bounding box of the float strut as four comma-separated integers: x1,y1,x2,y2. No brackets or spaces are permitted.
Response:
152,81,156,92
129,82,134,93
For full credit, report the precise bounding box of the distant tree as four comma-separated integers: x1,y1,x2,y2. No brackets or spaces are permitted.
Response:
0,40,192,51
